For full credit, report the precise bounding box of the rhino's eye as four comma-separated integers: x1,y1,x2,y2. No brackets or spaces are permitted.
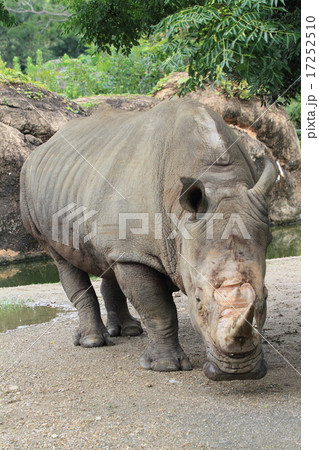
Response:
214,152,231,166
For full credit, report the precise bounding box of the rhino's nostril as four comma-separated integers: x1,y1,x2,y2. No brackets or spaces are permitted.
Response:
196,297,203,311
235,336,246,346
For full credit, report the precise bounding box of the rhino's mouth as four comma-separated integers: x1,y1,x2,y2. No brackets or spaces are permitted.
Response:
204,345,267,381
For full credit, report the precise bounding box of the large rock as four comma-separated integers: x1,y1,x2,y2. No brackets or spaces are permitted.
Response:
75,95,159,113
0,82,85,262
153,73,301,224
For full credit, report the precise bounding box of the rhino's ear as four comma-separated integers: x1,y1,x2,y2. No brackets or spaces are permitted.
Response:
179,177,208,213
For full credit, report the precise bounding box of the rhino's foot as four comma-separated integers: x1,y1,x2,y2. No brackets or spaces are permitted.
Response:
107,317,143,338
73,326,115,348
140,346,192,372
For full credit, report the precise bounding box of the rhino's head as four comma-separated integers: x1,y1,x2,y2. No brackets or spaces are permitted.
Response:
178,159,277,381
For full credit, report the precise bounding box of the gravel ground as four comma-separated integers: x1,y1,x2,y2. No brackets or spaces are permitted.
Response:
0,257,301,449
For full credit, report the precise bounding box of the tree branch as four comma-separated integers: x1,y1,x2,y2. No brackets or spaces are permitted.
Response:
5,6,70,18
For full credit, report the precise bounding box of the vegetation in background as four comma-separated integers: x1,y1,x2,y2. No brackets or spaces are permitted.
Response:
285,94,301,129
0,0,300,109
0,0,15,26
8,39,179,98
0,0,84,70
0,52,36,84
64,0,301,100
64,0,195,54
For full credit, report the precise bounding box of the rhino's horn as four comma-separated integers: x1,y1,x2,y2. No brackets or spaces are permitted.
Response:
230,304,255,338
249,159,278,199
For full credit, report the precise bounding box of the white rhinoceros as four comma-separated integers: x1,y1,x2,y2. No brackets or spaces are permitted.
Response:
20,98,277,380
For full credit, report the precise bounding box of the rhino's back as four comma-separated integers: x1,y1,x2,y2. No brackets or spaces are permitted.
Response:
20,102,182,274
23,106,154,220
23,107,138,207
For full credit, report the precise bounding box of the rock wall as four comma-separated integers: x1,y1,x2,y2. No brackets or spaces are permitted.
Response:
75,95,159,113
0,82,85,262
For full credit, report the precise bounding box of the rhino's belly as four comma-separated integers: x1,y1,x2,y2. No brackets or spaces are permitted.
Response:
47,235,167,280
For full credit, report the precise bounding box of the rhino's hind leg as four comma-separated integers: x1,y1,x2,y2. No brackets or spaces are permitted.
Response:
100,276,143,337
50,249,113,348
114,263,192,372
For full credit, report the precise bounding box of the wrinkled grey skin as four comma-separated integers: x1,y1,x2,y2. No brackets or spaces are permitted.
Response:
20,98,277,380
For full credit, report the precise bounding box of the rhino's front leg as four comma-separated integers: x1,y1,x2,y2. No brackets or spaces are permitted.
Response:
114,263,192,372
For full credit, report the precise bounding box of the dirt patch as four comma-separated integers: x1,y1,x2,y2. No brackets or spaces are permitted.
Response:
0,257,300,448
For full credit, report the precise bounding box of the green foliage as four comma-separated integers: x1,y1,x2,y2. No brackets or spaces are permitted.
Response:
79,100,99,108
0,0,15,26
16,86,44,100
64,0,197,54
1,0,300,102
12,55,21,72
23,41,169,98
285,95,301,129
0,0,85,69
0,53,34,83
65,0,300,100
155,0,300,99
1,0,300,103
219,79,252,100
271,0,301,101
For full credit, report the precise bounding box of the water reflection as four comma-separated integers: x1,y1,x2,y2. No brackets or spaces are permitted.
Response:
0,305,63,333
0,259,59,288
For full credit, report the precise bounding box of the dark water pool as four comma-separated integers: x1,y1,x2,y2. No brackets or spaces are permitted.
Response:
0,224,300,288
0,259,59,288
